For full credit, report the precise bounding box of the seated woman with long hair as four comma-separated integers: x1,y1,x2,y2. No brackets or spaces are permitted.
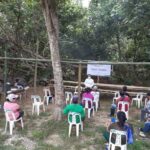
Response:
110,91,130,117
103,111,134,145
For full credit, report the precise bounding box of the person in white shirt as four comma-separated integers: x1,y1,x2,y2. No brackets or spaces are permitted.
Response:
84,74,95,89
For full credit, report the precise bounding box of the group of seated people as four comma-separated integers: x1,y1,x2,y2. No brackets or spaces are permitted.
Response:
2,74,150,147
110,86,150,138
63,83,150,148
63,85,100,120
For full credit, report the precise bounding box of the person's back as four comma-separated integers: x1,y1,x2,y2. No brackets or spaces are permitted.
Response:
110,91,130,116
64,104,83,114
82,88,94,100
108,111,134,145
63,97,85,123
82,88,94,108
91,86,100,99
116,95,130,105
82,92,94,100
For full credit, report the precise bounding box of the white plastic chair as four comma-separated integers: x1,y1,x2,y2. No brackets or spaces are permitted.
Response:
83,98,94,118
108,129,127,150
4,110,24,135
91,91,100,111
68,112,83,137
65,91,73,104
43,88,53,105
31,95,45,116
74,86,83,94
117,101,129,120
131,93,143,108
113,91,120,104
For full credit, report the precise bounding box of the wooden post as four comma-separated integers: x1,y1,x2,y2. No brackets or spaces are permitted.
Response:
34,40,39,93
97,76,100,83
78,62,82,101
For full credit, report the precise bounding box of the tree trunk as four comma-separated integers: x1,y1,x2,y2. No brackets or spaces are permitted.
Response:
41,0,64,120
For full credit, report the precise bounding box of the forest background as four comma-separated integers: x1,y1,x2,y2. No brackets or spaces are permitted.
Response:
0,0,150,86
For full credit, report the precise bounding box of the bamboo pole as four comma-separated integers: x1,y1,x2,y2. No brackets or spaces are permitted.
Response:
78,62,82,101
97,76,100,83
1,57,150,65
51,80,150,91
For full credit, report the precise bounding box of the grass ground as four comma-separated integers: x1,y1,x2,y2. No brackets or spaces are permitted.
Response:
0,88,150,150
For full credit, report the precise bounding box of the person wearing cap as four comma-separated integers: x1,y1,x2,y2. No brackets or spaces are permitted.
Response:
140,92,150,122
84,74,95,89
3,93,24,119
139,114,150,137
63,96,85,123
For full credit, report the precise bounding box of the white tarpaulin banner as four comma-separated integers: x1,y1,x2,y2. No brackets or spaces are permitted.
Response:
87,63,111,76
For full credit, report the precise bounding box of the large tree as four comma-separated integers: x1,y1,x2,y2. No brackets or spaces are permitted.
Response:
41,0,64,120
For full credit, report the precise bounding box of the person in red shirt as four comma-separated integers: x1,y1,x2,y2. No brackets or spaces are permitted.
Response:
110,91,130,117
116,90,131,105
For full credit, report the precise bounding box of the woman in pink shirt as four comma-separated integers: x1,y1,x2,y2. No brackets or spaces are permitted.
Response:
4,93,24,119
82,88,94,108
